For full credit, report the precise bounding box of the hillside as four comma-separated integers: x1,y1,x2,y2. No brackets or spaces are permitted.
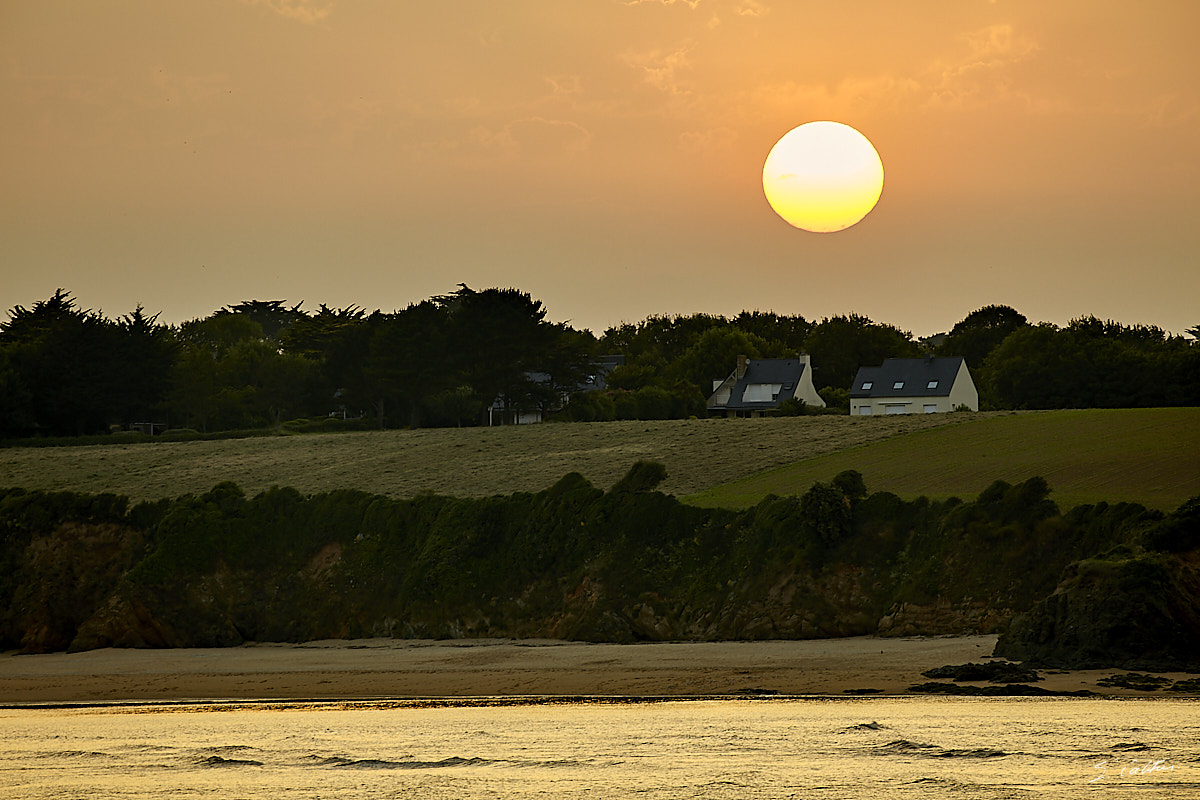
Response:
0,413,983,503
685,408,1200,511
1,409,1195,511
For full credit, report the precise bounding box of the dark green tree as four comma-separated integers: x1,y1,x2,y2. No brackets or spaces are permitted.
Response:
732,311,812,353
213,300,306,339
673,327,781,400
0,290,121,435
110,307,179,427
938,304,1028,369
803,313,919,392
364,302,455,428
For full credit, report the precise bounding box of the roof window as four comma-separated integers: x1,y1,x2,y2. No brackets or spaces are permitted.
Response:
861,381,873,390
892,381,904,390
927,380,939,389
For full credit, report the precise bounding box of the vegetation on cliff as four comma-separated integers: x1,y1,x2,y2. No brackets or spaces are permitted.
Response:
3,467,1195,667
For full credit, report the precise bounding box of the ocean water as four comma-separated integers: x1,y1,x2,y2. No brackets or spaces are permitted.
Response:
1,696,1197,799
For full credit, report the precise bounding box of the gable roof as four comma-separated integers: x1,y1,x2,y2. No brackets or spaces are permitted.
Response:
721,357,808,410
849,357,966,398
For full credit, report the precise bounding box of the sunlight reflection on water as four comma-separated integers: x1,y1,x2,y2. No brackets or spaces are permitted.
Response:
2,696,1198,799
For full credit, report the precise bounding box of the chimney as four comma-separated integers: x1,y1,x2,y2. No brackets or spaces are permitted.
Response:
736,354,748,379
797,353,810,366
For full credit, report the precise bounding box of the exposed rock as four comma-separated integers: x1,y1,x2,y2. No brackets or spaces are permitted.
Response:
877,598,1013,637
921,661,1040,683
4,522,146,653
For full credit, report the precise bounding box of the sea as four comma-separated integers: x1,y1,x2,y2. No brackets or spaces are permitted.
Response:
1,696,1196,799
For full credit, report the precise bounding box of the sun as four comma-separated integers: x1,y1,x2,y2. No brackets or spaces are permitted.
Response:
762,121,884,233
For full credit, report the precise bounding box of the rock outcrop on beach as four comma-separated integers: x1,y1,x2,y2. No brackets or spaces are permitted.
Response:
2,469,1196,670
995,555,1200,670
995,497,1200,670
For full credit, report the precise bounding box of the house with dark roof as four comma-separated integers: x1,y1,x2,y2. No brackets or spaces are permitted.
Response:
849,356,977,415
707,354,826,417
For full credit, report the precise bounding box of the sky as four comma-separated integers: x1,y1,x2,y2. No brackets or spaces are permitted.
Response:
3,0,1198,338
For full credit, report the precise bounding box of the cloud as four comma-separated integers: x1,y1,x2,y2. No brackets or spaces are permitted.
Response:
749,74,923,121
678,125,738,154
925,23,1043,110
241,0,334,24
470,117,593,161
622,0,703,7
623,44,695,95
733,0,769,17
545,75,583,96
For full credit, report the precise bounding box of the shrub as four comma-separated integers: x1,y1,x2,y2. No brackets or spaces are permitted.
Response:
611,460,668,494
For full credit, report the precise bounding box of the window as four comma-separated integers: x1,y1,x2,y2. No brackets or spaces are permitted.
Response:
861,381,873,390
859,405,872,415
892,381,904,390
884,405,907,415
927,380,939,389
923,404,938,414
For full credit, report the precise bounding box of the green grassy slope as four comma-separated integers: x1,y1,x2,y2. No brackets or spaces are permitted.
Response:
0,414,982,503
683,408,1200,511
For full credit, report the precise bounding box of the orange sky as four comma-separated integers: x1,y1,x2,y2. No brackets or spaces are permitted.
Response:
3,0,1198,336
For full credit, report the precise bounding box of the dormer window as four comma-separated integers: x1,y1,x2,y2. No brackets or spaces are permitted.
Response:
892,381,904,390
927,380,939,389
861,381,873,390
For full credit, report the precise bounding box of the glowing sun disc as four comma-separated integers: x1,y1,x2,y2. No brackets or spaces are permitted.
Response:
763,121,884,232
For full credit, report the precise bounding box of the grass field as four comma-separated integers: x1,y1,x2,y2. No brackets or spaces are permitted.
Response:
0,409,1195,511
683,407,1200,511
0,413,980,503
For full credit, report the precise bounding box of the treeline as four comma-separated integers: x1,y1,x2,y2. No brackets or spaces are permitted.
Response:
2,289,1197,438
0,286,595,437
2,468,1197,669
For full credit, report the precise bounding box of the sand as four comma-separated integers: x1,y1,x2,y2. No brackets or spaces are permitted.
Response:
1,635,1186,705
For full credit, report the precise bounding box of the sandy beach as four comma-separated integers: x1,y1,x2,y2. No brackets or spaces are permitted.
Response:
1,635,1188,704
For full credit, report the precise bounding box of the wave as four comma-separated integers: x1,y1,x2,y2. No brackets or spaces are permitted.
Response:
874,739,939,753
198,755,264,767
307,754,493,770
873,739,1007,759
844,720,886,731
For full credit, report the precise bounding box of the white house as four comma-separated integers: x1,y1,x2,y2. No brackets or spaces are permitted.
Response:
849,357,978,415
708,354,826,417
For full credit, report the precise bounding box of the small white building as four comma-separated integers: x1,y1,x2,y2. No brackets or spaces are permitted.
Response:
708,354,826,417
849,357,978,415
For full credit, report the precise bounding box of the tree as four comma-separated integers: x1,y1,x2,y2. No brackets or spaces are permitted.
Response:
601,313,729,367
442,286,591,425
168,343,221,432
176,313,265,358
0,290,121,436
278,304,367,417
803,314,918,392
110,307,179,427
279,304,366,361
0,351,35,437
672,326,781,400
213,299,305,339
363,302,455,428
938,304,1028,370
732,310,812,353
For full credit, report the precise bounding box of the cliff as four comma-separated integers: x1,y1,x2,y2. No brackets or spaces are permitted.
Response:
1,470,1195,670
